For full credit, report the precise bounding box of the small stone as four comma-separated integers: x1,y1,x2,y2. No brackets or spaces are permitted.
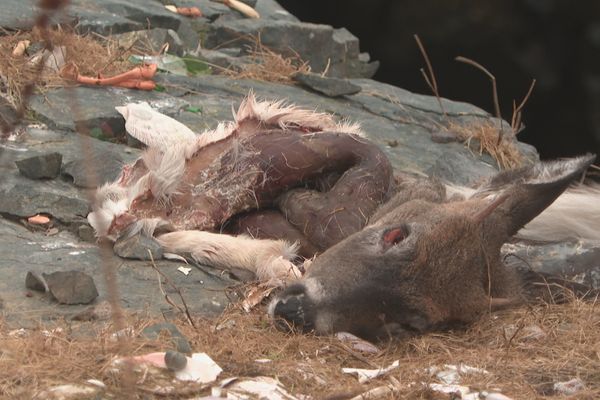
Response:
77,224,96,243
15,152,62,179
113,234,163,260
165,350,188,371
553,378,585,396
25,271,48,292
42,271,99,305
294,72,362,97
141,322,192,354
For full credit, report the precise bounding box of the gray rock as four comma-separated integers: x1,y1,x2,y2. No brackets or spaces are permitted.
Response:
426,150,498,186
72,0,183,35
0,218,231,326
194,48,246,70
1,0,184,34
0,0,42,31
254,0,298,21
165,350,188,371
0,183,89,223
239,0,257,7
294,73,362,97
62,150,124,188
77,224,97,243
29,86,189,134
142,322,192,354
25,271,48,292
42,270,99,305
15,152,63,179
204,19,376,78
0,96,18,131
114,234,164,260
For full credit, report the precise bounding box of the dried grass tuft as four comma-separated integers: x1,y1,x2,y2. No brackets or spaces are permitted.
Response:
1,296,599,399
223,35,311,84
0,27,137,107
449,120,525,170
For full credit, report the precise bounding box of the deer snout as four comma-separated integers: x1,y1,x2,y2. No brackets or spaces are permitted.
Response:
268,283,315,333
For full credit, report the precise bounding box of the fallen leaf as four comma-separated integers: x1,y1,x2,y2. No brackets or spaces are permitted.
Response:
177,266,192,276
242,285,275,312
28,214,50,224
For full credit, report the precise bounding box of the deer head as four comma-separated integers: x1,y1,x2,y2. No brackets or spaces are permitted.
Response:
269,155,596,340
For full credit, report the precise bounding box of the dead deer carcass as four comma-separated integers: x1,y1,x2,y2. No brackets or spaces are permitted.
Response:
269,155,597,339
88,94,599,339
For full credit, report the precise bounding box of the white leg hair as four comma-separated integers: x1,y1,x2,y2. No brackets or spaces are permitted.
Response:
156,231,302,286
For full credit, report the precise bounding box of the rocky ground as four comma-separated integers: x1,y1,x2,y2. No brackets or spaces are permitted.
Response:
0,1,599,399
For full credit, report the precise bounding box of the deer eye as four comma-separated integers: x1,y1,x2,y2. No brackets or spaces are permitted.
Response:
382,225,410,247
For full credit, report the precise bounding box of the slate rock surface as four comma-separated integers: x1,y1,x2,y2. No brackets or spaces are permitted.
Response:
294,72,362,97
25,271,48,292
15,152,63,179
113,234,164,260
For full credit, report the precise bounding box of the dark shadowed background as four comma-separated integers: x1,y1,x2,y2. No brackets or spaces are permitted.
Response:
280,0,600,159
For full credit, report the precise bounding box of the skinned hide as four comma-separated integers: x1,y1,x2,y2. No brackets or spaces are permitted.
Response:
88,93,391,284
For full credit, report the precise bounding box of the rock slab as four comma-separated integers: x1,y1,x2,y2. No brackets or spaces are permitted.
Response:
15,152,63,179
113,234,164,260
42,270,99,305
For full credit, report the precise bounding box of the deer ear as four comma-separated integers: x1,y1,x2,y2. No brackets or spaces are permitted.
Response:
484,154,595,237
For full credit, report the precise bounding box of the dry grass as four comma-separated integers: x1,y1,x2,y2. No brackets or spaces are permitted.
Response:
222,35,311,84
449,120,525,170
0,27,137,107
1,296,598,399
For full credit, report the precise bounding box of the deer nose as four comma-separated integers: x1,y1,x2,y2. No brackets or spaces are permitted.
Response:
269,285,314,332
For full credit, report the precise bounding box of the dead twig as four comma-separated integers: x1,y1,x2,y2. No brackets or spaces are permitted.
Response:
414,34,446,116
455,56,504,143
148,250,197,329
510,78,536,134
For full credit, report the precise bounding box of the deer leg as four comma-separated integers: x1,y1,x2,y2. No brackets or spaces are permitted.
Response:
156,230,302,285
224,209,320,259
